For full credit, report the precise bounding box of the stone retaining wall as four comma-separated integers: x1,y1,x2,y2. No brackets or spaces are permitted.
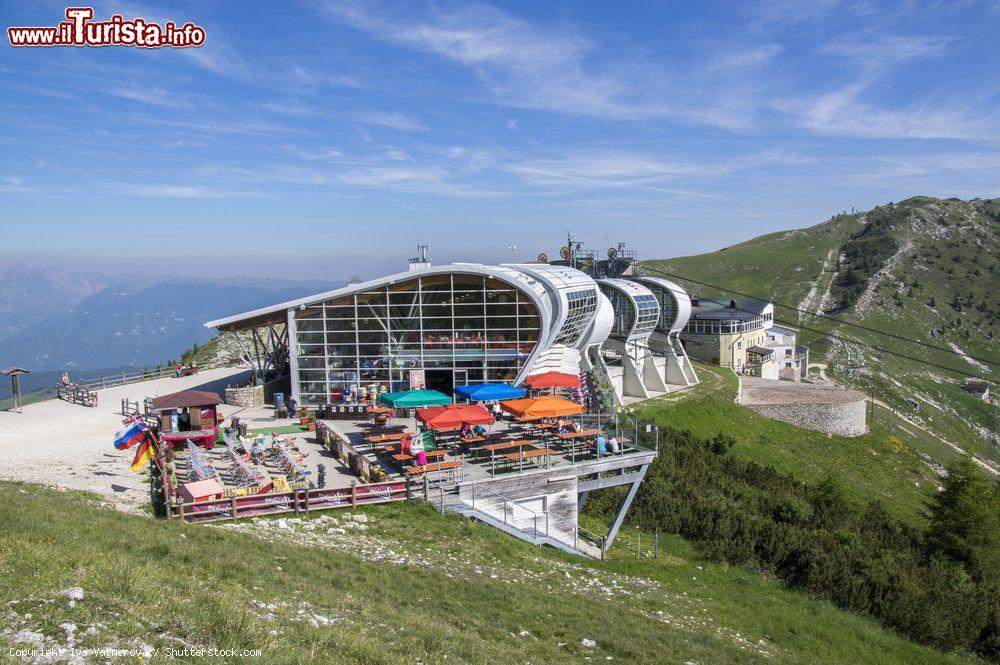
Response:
744,399,867,437
225,384,264,408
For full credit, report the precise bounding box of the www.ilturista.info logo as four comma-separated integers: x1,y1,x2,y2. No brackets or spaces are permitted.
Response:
8,7,206,48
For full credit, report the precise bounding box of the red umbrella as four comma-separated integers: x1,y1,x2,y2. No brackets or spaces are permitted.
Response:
523,371,581,389
415,404,494,431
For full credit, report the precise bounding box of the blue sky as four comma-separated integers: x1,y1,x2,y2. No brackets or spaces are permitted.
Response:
1,0,998,280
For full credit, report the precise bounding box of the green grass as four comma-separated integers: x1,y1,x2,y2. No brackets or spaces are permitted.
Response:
633,363,946,524
643,196,1000,472
0,481,974,664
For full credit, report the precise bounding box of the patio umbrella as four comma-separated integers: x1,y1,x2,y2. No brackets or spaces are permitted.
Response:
453,382,525,402
416,404,494,431
499,395,585,420
523,371,581,389
377,389,452,408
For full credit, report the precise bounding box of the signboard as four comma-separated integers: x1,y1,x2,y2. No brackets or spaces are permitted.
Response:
409,370,425,390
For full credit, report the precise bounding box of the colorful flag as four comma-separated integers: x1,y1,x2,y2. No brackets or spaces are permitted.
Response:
130,431,155,472
113,419,147,450
410,430,436,453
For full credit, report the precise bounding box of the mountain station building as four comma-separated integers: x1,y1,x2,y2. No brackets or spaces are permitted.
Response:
205,249,699,408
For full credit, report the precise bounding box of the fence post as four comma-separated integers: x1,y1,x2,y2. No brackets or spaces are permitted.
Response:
231,496,237,519
304,490,310,514
655,528,659,558
351,484,357,507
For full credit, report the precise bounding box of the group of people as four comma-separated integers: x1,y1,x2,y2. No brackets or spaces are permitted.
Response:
595,432,621,456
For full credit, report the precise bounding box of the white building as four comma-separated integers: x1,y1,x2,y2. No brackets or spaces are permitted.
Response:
206,258,698,408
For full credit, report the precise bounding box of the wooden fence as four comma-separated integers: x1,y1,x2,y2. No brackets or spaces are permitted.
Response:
78,360,229,391
56,383,97,407
172,481,409,523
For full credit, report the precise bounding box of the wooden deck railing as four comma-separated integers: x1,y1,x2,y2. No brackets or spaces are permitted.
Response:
172,481,409,523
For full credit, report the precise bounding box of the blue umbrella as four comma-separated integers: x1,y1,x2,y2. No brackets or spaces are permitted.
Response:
454,383,525,402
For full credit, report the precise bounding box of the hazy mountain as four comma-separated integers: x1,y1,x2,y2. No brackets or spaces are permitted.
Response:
0,263,112,336
0,276,341,397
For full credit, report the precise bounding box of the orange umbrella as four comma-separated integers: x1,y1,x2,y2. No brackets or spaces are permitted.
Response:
499,395,585,420
523,371,581,389
416,404,494,431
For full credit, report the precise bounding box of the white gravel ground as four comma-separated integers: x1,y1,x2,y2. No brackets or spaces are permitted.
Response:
0,367,250,506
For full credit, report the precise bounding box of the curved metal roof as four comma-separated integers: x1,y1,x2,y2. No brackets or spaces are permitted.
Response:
627,276,692,333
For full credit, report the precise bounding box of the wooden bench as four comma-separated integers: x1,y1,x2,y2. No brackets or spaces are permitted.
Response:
476,439,537,453
555,428,600,440
365,431,412,444
498,448,557,469
460,435,485,444
392,449,448,463
404,460,462,477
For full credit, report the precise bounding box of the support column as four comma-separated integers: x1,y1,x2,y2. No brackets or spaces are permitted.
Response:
577,490,590,512
605,463,649,549
286,309,300,404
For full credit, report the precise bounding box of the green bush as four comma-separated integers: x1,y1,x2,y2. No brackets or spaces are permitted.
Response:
588,426,1000,660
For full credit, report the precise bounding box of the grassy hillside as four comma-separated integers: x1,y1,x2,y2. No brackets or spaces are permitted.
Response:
632,363,953,524
0,481,975,664
644,196,999,472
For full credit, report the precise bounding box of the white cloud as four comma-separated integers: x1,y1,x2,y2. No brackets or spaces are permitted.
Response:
775,81,999,140
350,111,425,131
319,1,669,121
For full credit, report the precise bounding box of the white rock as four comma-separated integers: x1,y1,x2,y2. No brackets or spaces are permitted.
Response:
518,630,530,637
64,587,84,602
274,519,289,529
581,638,596,649
352,514,368,523
287,518,303,525
326,528,346,535
14,630,45,646
355,524,368,532
342,512,352,520
60,623,77,640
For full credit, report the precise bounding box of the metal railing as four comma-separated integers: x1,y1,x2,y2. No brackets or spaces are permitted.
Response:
77,360,229,391
458,482,605,556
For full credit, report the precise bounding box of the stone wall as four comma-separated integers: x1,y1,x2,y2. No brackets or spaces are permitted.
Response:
225,384,264,408
744,399,867,437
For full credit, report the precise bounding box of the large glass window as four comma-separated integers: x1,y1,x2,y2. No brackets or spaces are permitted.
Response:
293,273,542,404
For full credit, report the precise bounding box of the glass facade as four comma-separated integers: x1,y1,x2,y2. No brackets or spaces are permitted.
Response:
683,311,773,335
600,285,659,340
293,273,542,405
554,288,599,345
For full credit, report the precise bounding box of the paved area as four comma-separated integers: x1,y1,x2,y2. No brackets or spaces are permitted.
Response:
739,376,867,405
0,366,250,506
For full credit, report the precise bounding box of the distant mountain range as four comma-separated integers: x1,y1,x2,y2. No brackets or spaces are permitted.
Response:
0,265,341,398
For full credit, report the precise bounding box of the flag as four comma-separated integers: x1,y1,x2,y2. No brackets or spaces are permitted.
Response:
114,419,147,450
130,431,155,472
410,430,436,454
122,413,143,427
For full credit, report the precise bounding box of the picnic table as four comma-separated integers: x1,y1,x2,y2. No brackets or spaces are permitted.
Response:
473,439,538,476
460,435,485,444
404,460,462,478
499,448,557,471
555,428,600,440
365,431,412,444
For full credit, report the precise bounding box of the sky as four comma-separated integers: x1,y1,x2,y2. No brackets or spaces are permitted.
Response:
1,0,998,281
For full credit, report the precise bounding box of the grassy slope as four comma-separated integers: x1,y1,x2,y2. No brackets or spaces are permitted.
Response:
0,482,971,664
632,363,950,524
643,196,999,474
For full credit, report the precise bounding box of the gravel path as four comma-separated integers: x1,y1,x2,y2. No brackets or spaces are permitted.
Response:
0,367,249,506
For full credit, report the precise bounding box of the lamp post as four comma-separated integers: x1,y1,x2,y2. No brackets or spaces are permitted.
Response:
507,244,517,263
